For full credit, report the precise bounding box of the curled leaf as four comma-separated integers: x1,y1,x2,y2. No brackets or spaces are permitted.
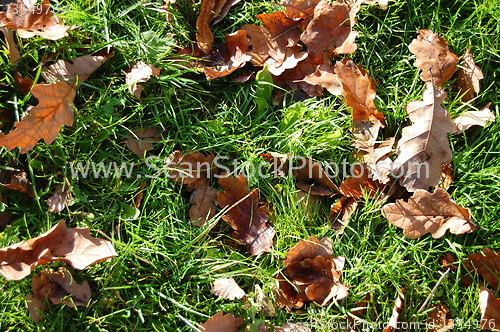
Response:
464,248,500,290
456,50,483,103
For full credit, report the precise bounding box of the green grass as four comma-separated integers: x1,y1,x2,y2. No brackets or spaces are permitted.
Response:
0,0,499,330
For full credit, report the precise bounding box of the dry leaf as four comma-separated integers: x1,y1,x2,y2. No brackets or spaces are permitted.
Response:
438,163,453,190
210,0,242,26
275,323,312,332
167,150,215,189
408,29,458,88
382,188,476,239
210,277,246,300
464,248,500,290
452,103,495,134
255,284,275,317
479,288,500,331
217,174,275,255
425,303,454,332
300,1,358,65
13,72,34,94
276,237,348,310
42,52,114,87
275,56,323,97
125,127,162,158
339,164,383,199
456,50,484,103
189,186,218,226
125,61,161,100
0,0,73,40
0,26,20,64
329,196,358,233
199,311,244,332
0,220,118,280
0,164,35,197
0,82,75,153
283,0,321,29
294,157,340,196
393,82,456,191
383,293,403,332
196,0,225,53
47,183,72,213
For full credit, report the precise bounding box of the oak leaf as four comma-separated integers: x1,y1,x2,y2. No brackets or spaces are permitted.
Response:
393,82,456,191
210,277,246,300
125,61,161,100
125,127,162,158
452,103,495,134
189,186,218,226
339,164,383,199
408,29,458,88
167,150,215,189
463,248,500,290
425,303,454,332
329,196,358,234
479,288,500,331
293,157,340,196
382,188,476,239
0,220,118,280
13,72,34,94
0,81,75,153
276,237,348,310
438,163,453,190
217,174,274,255
283,0,321,29
210,0,242,26
0,164,35,197
0,0,74,40
274,56,323,97
456,50,483,103
199,311,244,332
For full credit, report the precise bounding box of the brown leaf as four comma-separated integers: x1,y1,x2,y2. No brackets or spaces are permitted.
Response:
300,1,358,65
393,82,456,191
125,127,162,158
479,288,500,331
217,174,275,255
210,0,242,26
275,56,323,97
339,164,383,199
408,29,458,88
438,163,453,190
255,284,275,317
0,164,35,197
210,277,246,300
464,248,500,290
0,0,74,40
456,50,483,103
382,188,476,239
275,323,312,332
0,82,75,153
47,183,72,213
199,311,244,332
294,157,340,196
329,196,358,233
13,72,34,94
196,0,225,53
283,0,321,29
452,103,495,134
383,293,403,332
167,150,215,189
189,186,218,226
125,61,161,100
42,52,114,87
0,220,118,280
277,237,348,310
0,26,20,64
425,303,454,332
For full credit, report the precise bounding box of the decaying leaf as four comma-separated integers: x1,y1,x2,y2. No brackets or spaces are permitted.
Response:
42,52,114,87
0,220,118,280
329,196,358,233
0,82,75,153
383,293,403,332
393,82,456,191
275,56,324,97
276,237,348,310
125,61,161,100
210,277,246,300
339,164,383,199
452,103,495,134
382,188,476,239
479,288,500,331
456,50,484,103
274,323,312,332
125,127,162,158
217,174,275,255
0,164,35,197
167,150,216,189
294,157,340,196
408,29,458,88
283,0,321,29
0,0,74,40
26,267,91,323
300,1,358,65
199,311,244,332
425,303,454,332
0,26,20,64
255,284,275,317
464,248,500,290
13,72,34,94
438,163,453,190
47,183,72,213
189,186,218,226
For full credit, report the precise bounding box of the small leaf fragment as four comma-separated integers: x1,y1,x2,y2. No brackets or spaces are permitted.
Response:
199,311,244,332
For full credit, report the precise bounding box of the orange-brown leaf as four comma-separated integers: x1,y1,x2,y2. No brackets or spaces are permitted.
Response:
464,248,500,290
0,220,117,280
0,164,35,197
0,82,75,153
479,288,500,331
125,127,162,158
189,186,218,226
199,311,244,332
13,72,34,94
294,157,340,196
382,188,476,239
456,50,484,103
167,150,215,189
408,29,458,88
196,0,228,53
426,303,454,332
339,164,382,199
329,196,358,233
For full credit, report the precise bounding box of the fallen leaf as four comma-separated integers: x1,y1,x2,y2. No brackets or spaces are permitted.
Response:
438,163,453,190
300,1,358,65
13,72,34,94
479,288,500,331
47,183,72,213
383,293,403,332
0,0,74,40
294,157,340,196
283,0,321,29
275,323,312,332
0,220,118,280
167,150,216,189
255,284,275,317
329,196,358,233
456,50,483,103
0,26,20,64
125,61,161,100
452,103,495,134
351,0,393,10
0,164,35,197
276,237,348,310
408,29,458,88
189,186,218,226
210,0,242,26
217,174,275,255
464,248,500,290
275,56,323,97
196,0,225,53
425,303,454,332
0,81,75,153
210,277,246,300
339,164,383,199
132,181,147,208
125,127,162,158
199,311,244,332
42,52,115,87
393,82,456,191
382,188,476,239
